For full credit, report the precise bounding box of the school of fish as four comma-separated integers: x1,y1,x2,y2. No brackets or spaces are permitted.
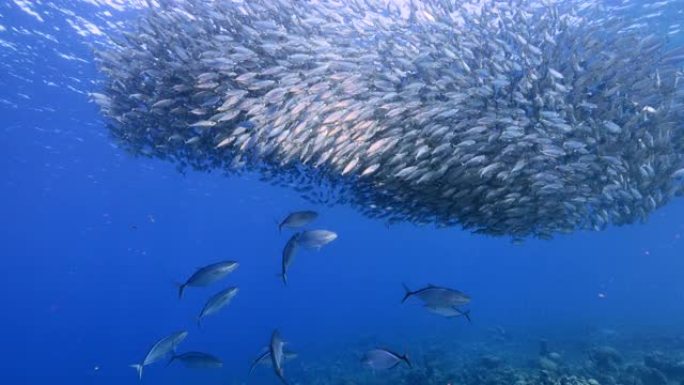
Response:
92,0,684,239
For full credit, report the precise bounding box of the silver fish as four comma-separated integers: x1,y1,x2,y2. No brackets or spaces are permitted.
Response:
93,0,684,240
297,229,338,250
281,233,300,285
249,348,298,375
278,210,318,232
424,305,472,322
197,286,239,326
362,348,411,371
402,284,470,307
269,330,289,385
178,261,239,299
168,351,223,368
130,330,188,380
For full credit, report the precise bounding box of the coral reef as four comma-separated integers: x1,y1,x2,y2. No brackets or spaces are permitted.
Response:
291,334,684,385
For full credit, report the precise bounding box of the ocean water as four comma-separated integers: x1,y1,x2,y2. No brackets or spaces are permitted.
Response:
2,1,684,385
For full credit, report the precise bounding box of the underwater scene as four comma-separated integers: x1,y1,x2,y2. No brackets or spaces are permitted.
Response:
2,0,684,384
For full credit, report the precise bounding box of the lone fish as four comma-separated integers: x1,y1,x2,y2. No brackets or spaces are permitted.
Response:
281,233,300,285
197,286,239,327
249,348,298,375
298,229,338,250
402,283,470,307
269,330,289,385
168,351,223,368
130,330,188,380
424,305,472,322
278,210,318,232
177,261,239,299
362,348,411,371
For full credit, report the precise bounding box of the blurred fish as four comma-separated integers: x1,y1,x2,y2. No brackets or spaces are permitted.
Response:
130,330,188,380
279,210,318,232
197,286,239,327
362,348,411,370
248,348,297,375
177,261,239,299
424,305,472,323
281,233,300,285
298,230,338,250
168,352,222,368
402,284,470,307
269,330,289,385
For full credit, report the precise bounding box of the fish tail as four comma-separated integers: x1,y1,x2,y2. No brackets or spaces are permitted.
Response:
276,273,288,286
249,350,270,376
129,364,143,380
461,309,472,323
276,372,291,385
177,283,186,299
402,353,412,368
166,355,177,367
401,283,412,304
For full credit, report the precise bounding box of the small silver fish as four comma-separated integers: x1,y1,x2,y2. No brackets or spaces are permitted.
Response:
281,233,300,285
362,348,411,371
278,210,318,232
402,283,470,307
178,261,239,299
269,330,289,385
249,348,298,375
93,0,684,240
168,351,223,368
130,330,188,380
297,229,338,249
424,305,472,322
197,286,239,326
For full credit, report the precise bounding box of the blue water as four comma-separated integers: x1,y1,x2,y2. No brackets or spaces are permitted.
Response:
2,1,684,384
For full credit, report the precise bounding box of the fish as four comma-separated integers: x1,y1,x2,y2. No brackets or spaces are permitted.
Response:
269,330,289,385
248,348,298,375
93,0,684,240
424,305,472,323
362,348,411,371
197,286,239,327
281,233,300,285
278,210,318,232
402,284,470,307
130,330,188,380
177,261,239,299
168,352,223,368
297,230,338,250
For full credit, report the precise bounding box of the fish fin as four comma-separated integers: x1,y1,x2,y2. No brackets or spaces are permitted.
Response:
274,217,282,233
129,364,143,380
401,283,412,304
248,351,269,376
166,355,177,368
276,371,290,385
459,309,472,323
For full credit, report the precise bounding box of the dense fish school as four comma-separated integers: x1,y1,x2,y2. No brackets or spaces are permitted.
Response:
92,0,684,239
